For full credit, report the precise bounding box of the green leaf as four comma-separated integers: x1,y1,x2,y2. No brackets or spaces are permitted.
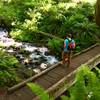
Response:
27,83,54,100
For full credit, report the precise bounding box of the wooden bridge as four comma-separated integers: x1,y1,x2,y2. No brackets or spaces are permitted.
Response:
0,44,100,100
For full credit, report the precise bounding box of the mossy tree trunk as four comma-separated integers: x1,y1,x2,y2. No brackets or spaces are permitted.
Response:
96,0,100,26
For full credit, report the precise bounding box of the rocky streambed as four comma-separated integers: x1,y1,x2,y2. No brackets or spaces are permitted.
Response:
0,28,58,78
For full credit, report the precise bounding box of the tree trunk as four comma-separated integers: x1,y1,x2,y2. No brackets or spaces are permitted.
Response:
95,0,100,26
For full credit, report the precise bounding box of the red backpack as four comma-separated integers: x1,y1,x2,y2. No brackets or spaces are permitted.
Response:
68,39,75,50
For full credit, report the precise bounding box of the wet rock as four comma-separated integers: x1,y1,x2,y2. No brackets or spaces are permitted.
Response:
6,49,14,53
40,56,47,62
32,60,40,65
33,68,41,74
23,58,29,65
44,51,50,56
18,49,26,54
16,54,24,61
34,49,41,55
40,63,47,69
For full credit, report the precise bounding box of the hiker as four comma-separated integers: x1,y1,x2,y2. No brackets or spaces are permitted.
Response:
61,34,75,67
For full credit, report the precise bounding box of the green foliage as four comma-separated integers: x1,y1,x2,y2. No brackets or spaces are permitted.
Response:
0,0,34,30
75,46,81,52
0,70,19,87
0,0,100,55
95,67,100,79
0,51,20,87
64,65,100,100
61,95,69,100
27,83,53,100
0,0,33,21
10,29,35,42
0,51,19,69
47,39,63,56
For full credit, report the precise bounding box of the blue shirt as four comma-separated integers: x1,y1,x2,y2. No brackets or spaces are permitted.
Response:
64,38,75,52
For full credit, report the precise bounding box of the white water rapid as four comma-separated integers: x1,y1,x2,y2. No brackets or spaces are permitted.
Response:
0,28,58,73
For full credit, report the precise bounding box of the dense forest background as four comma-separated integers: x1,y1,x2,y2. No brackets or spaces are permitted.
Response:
0,0,100,57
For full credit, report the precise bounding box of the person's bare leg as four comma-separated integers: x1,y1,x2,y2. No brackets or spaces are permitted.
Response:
67,52,71,67
61,51,66,64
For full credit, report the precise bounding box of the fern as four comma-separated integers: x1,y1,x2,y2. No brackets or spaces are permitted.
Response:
65,65,100,100
27,83,54,100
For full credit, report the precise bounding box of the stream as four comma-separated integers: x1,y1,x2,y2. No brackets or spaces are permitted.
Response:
0,28,58,74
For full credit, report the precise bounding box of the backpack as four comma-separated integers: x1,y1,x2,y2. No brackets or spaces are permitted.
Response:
68,39,75,50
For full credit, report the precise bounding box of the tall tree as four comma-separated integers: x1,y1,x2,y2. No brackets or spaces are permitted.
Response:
96,0,100,26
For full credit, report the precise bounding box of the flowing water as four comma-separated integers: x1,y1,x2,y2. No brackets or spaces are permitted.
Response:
0,28,58,74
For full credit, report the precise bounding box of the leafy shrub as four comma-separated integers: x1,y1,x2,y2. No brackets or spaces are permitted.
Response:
0,51,20,87
47,39,63,57
10,29,36,42
65,65,100,100
27,83,53,100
